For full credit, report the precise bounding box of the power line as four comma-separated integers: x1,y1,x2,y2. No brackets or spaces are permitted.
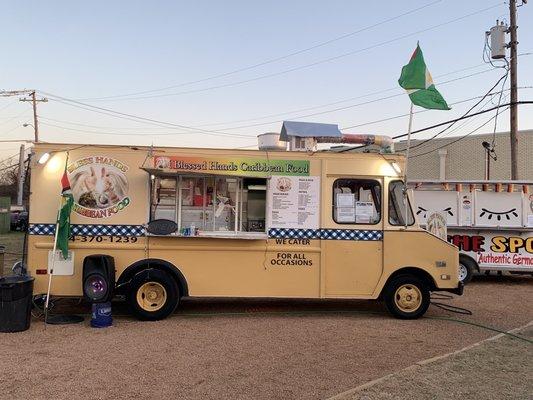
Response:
39,121,252,138
193,63,493,128
40,62,494,133
41,68,500,140
339,85,532,131
0,99,18,113
0,152,21,165
409,107,511,159
0,123,30,138
41,91,251,137
402,71,510,152
68,3,503,102
394,101,532,141
38,116,172,131
71,1,444,101
408,94,508,155
0,108,31,127
336,100,533,153
37,52,531,137
208,69,498,132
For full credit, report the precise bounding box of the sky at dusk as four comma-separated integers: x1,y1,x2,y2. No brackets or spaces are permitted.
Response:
1,0,532,160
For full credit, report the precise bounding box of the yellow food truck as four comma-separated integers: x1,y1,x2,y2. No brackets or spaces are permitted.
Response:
26,123,462,320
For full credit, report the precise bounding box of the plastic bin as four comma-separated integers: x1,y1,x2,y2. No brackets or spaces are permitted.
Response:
0,275,34,333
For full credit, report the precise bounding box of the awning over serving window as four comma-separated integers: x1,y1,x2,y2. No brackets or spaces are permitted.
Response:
280,120,342,141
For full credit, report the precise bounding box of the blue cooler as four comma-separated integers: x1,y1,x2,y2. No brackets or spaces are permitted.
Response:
90,302,112,328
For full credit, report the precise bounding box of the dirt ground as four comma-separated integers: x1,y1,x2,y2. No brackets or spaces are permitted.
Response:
334,324,533,400
0,274,532,400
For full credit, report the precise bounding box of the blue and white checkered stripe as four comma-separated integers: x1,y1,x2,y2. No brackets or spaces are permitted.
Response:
268,228,382,241
29,224,145,237
268,228,321,239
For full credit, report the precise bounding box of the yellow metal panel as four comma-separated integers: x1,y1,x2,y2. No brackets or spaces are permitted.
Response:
28,236,321,298
324,240,383,296
379,230,459,295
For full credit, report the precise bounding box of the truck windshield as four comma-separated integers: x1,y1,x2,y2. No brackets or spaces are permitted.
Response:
389,180,415,226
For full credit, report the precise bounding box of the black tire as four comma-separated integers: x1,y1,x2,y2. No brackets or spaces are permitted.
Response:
458,256,476,284
383,275,430,319
127,269,179,321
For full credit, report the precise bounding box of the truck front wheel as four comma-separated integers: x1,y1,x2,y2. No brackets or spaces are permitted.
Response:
458,256,476,284
383,276,430,319
127,269,179,321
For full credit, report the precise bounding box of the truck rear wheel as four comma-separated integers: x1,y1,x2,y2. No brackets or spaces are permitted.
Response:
127,269,179,321
383,276,430,319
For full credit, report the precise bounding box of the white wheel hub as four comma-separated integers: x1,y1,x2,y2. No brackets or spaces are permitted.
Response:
458,263,468,282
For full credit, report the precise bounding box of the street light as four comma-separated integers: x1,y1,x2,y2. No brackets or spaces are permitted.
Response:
482,141,497,180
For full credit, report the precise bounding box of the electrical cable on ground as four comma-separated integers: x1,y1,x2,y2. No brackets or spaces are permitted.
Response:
28,294,532,344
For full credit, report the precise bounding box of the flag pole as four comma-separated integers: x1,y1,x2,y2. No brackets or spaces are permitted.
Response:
403,102,414,228
44,152,69,325
44,201,62,326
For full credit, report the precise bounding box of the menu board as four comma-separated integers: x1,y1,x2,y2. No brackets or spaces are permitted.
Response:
355,201,374,223
268,176,320,229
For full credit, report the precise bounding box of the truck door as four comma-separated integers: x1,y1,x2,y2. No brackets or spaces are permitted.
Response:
324,177,384,297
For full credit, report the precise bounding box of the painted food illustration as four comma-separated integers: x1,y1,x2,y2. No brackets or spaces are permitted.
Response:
276,177,292,192
70,166,128,209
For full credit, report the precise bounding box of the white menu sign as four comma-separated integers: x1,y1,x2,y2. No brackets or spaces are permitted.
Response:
268,176,320,229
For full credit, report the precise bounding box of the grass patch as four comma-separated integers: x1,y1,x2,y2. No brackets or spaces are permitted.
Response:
0,231,25,275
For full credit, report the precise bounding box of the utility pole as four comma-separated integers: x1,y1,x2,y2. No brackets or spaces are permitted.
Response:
0,89,47,142
17,144,25,206
508,0,519,180
508,0,528,180
20,91,48,142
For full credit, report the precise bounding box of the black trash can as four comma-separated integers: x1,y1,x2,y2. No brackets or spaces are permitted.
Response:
0,275,35,333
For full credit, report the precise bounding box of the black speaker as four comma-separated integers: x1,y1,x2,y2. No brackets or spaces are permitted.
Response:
82,255,115,303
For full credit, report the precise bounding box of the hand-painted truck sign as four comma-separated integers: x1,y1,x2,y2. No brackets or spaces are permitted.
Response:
449,233,533,268
67,156,130,219
153,156,310,177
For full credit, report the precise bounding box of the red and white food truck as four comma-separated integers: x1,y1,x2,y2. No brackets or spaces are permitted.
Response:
412,180,533,283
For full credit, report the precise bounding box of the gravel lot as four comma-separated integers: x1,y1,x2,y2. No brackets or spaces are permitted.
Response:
1,274,532,400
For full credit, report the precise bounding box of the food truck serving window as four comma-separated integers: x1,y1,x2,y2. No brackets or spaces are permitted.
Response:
150,175,267,236
332,179,381,224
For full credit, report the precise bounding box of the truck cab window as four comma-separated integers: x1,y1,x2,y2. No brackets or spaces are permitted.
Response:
388,180,415,226
332,179,381,224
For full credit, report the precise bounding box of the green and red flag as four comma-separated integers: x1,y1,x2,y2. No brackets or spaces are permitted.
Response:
56,160,74,259
398,43,450,110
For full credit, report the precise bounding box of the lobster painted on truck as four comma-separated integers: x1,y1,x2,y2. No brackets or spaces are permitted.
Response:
412,181,533,284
